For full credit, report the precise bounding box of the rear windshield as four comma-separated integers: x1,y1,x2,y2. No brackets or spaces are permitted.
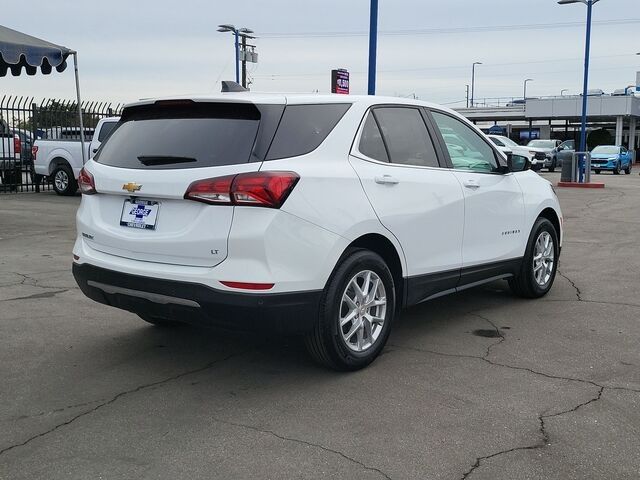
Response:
94,102,267,169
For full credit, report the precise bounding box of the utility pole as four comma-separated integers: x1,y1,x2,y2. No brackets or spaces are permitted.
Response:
241,35,247,88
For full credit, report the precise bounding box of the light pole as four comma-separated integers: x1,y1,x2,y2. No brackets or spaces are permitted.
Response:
217,24,254,85
558,0,601,183
368,0,379,95
471,62,482,107
466,84,470,108
523,78,533,101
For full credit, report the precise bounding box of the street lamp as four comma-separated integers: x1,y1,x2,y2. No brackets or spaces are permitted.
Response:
217,24,254,85
558,0,601,183
471,62,482,107
523,78,533,101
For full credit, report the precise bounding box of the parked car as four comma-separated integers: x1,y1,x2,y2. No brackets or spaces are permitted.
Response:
33,117,120,195
72,93,563,371
487,135,539,169
526,139,562,172
555,139,576,167
590,145,633,175
0,119,21,189
11,128,33,163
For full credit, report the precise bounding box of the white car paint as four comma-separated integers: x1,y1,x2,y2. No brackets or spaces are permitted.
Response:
72,92,563,366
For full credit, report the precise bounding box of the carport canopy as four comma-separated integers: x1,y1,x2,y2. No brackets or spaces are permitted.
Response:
0,24,86,162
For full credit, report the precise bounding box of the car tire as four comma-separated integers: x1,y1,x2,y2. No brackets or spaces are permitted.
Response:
548,158,556,173
51,165,78,196
509,217,559,299
613,162,621,175
305,249,396,371
594,169,601,175
138,314,183,327
624,162,632,175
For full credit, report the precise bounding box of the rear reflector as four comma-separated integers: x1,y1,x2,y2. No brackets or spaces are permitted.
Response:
31,145,38,160
185,171,299,208
78,168,97,194
220,281,275,290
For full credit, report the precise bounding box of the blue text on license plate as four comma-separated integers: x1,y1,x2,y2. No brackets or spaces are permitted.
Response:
120,200,159,230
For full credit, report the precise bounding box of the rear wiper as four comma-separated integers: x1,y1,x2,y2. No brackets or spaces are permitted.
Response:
137,155,197,166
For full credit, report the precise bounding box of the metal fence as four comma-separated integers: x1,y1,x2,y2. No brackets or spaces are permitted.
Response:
0,95,123,193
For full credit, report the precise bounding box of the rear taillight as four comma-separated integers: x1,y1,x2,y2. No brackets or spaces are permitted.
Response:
31,145,38,160
184,171,299,208
13,135,21,155
78,168,97,194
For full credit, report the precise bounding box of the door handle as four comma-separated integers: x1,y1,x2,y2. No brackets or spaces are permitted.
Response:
375,175,399,185
463,179,480,189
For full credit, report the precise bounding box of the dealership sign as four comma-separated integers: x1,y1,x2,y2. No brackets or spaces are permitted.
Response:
331,69,349,94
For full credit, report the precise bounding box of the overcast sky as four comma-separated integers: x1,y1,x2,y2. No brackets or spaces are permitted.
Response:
2,0,639,106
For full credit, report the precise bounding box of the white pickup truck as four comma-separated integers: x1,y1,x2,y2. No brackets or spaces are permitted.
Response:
33,117,119,195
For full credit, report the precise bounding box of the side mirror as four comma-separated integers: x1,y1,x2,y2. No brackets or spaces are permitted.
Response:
507,153,531,172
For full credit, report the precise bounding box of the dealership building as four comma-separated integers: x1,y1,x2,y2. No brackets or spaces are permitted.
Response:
456,94,640,158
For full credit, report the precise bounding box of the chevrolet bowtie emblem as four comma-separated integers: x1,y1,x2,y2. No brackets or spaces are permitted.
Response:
122,182,142,193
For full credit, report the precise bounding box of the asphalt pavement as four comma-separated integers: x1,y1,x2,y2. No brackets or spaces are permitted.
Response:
1,172,639,480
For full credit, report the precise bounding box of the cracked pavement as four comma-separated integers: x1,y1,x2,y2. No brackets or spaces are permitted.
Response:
1,173,639,480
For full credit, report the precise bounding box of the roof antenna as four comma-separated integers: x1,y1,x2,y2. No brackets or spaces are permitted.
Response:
221,81,249,93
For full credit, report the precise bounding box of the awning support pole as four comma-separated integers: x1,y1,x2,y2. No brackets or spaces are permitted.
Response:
72,52,86,165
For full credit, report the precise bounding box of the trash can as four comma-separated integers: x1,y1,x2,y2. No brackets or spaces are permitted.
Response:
561,154,574,182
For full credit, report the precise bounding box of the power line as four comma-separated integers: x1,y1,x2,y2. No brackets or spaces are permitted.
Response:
252,53,637,78
260,19,640,38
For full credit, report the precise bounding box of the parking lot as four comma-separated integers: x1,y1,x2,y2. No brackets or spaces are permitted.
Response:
0,172,639,480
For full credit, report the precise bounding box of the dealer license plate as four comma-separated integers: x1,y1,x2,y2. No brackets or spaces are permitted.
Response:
120,200,159,230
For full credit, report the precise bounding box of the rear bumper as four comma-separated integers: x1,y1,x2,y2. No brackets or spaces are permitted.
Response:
72,263,322,335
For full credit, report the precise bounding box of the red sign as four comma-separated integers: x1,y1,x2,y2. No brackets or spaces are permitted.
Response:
331,69,349,95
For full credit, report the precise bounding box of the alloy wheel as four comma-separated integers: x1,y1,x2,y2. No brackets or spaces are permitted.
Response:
533,231,555,287
339,270,387,353
55,170,69,192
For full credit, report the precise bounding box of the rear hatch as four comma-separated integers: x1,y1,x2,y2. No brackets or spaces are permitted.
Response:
83,99,284,267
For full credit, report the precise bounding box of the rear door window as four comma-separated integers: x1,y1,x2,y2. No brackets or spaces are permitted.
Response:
372,107,440,167
266,103,351,160
94,103,266,169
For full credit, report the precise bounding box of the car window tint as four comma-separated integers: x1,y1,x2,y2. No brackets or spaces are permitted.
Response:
98,121,118,142
266,104,351,160
358,112,389,162
431,111,498,173
94,103,261,169
373,107,439,167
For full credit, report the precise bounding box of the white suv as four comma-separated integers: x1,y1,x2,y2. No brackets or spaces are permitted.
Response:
73,93,563,370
